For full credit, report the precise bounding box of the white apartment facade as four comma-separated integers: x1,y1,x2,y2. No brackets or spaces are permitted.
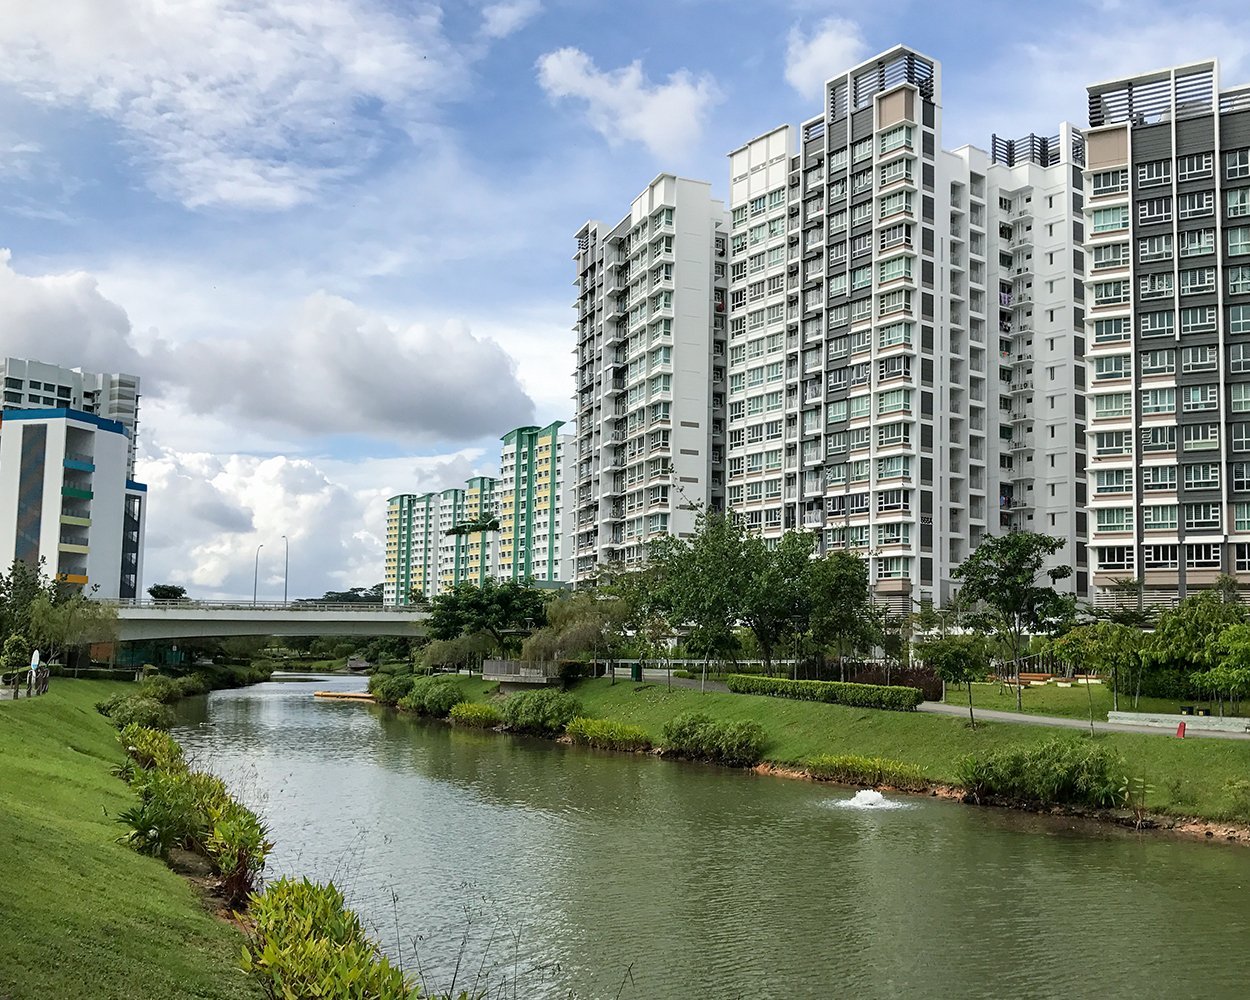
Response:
571,174,729,582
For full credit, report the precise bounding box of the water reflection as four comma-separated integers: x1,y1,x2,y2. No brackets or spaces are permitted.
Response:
174,675,1250,1000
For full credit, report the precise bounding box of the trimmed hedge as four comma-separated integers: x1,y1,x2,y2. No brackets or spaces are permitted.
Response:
725,673,923,711
500,689,582,736
449,701,503,728
660,712,766,767
566,716,651,751
956,737,1127,808
805,754,926,791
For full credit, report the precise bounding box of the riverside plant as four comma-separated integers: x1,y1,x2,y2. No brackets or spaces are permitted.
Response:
660,712,767,767
956,736,1128,809
448,702,502,728
804,754,927,791
565,716,652,751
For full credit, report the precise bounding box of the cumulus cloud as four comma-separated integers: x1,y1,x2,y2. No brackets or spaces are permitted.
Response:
0,0,465,210
481,0,542,39
784,18,868,100
535,48,719,158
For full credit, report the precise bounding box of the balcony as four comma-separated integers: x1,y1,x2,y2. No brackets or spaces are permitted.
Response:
61,486,93,501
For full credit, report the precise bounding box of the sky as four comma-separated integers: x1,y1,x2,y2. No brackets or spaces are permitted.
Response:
2,0,1248,599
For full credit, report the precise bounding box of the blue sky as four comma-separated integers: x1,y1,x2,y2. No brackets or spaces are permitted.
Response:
2,0,1248,597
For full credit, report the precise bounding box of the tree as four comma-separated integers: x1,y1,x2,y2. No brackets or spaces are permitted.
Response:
1049,620,1143,711
147,583,188,602
29,592,119,666
1144,590,1246,691
916,633,989,728
521,591,627,665
0,560,58,643
299,584,384,605
952,532,1071,709
804,550,874,680
738,530,815,674
427,578,549,656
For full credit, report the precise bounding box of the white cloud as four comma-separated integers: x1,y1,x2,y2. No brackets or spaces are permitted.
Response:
784,17,868,100
0,1,465,210
480,0,542,39
535,48,719,159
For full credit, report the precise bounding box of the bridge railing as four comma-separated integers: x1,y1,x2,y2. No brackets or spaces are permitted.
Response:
105,599,421,613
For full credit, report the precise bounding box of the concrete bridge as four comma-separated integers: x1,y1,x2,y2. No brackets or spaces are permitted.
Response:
109,600,429,642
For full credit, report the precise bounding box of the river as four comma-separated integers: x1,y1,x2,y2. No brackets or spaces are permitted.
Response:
173,674,1250,999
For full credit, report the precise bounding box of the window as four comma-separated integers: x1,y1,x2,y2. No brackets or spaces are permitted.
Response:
1138,197,1172,224
1229,306,1250,335
877,455,911,479
1096,547,1134,571
1096,392,1132,417
878,388,911,415
1139,311,1174,337
1091,169,1128,195
1138,160,1172,187
849,395,870,419
1234,383,1250,413
1139,387,1174,414
1182,423,1219,451
1094,279,1130,305
1181,307,1217,335
1140,348,1175,376
1143,545,1180,570
1229,226,1250,257
1096,508,1133,532
879,256,912,283
1139,234,1172,262
1094,468,1130,494
1232,343,1250,373
1184,503,1221,531
1182,384,1218,411
877,523,911,546
1184,463,1220,490
852,138,873,163
851,265,873,290
880,125,912,154
1142,464,1177,490
877,421,910,447
851,202,873,226
877,556,911,580
1179,228,1215,257
1181,344,1216,371
1235,422,1250,452
1142,505,1178,531
879,191,913,219
878,321,912,348
1178,152,1213,180
1094,317,1130,344
1095,430,1131,456
1227,149,1250,180
1094,355,1129,380
1238,504,1250,532
1139,273,1173,300
1179,267,1215,295
1228,188,1250,218
880,159,912,185
878,289,911,316
1178,191,1214,219
1093,206,1128,232
877,489,911,512
1092,243,1127,270
1233,266,1250,296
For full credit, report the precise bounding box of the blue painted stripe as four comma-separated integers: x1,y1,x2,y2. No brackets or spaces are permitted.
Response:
63,458,95,472
125,480,148,493
2,407,127,436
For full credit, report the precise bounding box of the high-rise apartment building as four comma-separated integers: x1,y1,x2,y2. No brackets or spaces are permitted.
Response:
384,492,436,605
571,174,729,583
724,46,1089,609
498,422,573,584
1,357,141,478
0,408,146,598
1084,59,1250,605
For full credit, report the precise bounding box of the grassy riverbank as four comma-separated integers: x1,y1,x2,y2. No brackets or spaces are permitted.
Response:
0,681,258,1000
941,681,1245,721
566,678,1250,823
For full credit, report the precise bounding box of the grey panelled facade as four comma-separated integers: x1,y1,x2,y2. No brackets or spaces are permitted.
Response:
1085,60,1250,605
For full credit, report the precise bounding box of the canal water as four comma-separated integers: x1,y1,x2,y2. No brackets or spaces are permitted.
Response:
173,674,1250,999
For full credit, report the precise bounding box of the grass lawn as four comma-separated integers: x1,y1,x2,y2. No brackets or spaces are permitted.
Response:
0,681,260,1000
565,678,1250,823
940,681,1245,722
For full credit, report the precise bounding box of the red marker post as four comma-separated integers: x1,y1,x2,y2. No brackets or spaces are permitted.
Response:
1175,721,1186,739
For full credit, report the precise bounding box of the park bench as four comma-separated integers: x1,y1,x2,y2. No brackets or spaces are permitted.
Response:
1018,672,1053,685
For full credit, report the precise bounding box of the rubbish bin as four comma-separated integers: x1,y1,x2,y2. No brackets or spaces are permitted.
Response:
630,662,643,682
1196,707,1212,717
1180,705,1194,716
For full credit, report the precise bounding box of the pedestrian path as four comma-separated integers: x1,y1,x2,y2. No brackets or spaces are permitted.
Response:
919,701,1250,740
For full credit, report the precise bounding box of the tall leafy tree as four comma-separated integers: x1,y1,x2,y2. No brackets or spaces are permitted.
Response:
952,532,1071,709
1049,620,1143,711
427,578,548,655
804,549,874,680
29,592,119,665
739,530,815,674
146,583,189,602
915,633,990,728
0,560,58,643
1145,589,1245,681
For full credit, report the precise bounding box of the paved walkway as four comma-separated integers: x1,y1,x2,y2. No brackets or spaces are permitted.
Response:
919,701,1250,740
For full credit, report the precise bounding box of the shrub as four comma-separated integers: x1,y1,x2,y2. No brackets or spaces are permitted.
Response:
566,716,651,751
449,701,503,728
724,673,923,711
956,737,1127,808
242,877,416,1000
368,671,416,707
118,724,186,772
206,798,273,907
118,769,208,857
396,676,466,717
108,696,175,731
500,689,582,735
137,674,183,704
661,712,766,767
805,754,926,791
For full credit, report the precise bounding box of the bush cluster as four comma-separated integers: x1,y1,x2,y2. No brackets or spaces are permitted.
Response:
565,716,652,751
115,725,272,907
448,701,502,728
724,673,923,711
500,689,582,735
96,666,273,730
956,737,1128,809
396,676,467,717
367,671,417,707
805,753,926,790
660,712,766,767
242,878,416,1000
101,695,176,730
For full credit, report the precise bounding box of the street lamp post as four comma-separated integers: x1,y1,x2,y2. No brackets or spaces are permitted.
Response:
282,535,289,605
253,543,264,606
